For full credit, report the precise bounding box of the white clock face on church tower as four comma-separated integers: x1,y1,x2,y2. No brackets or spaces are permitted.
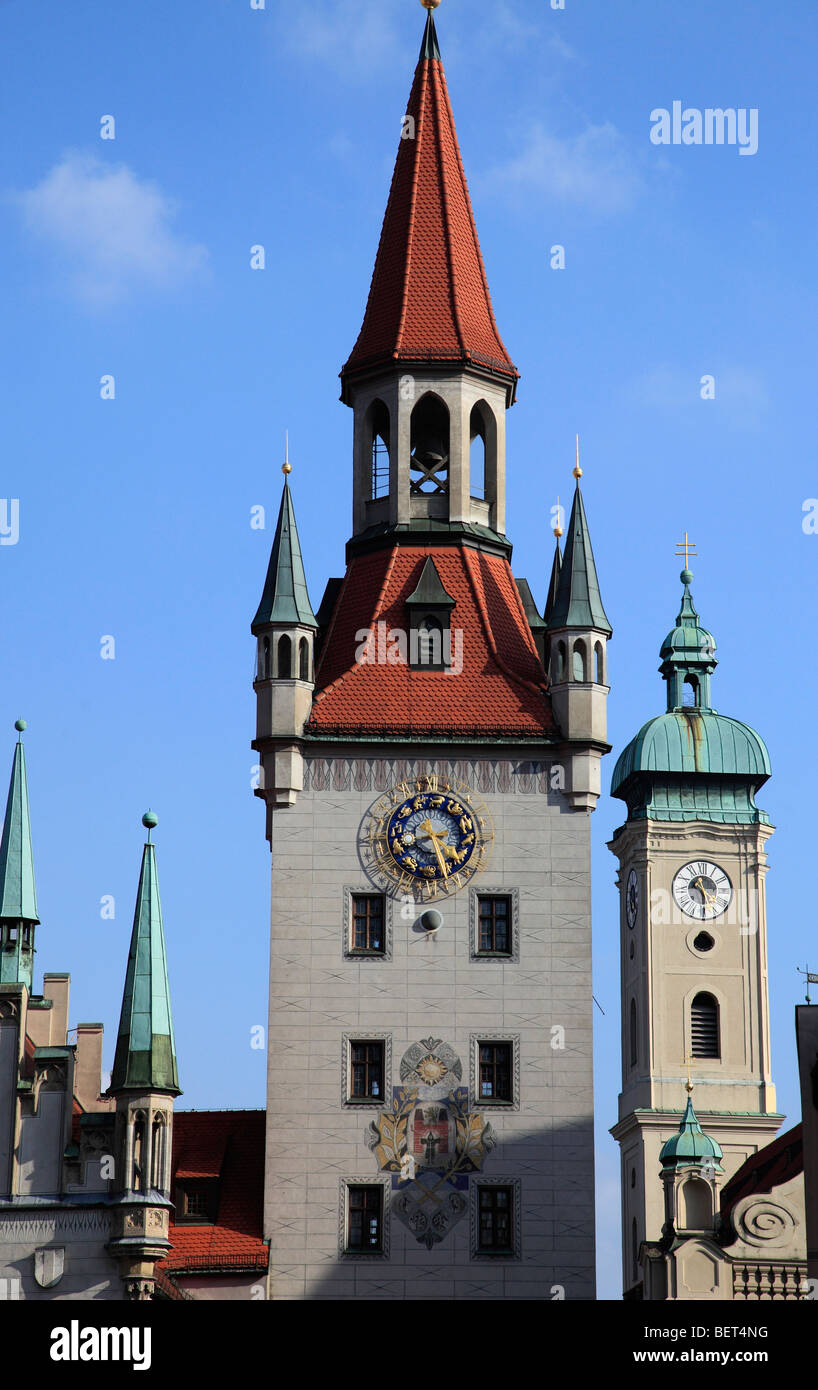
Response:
625,869,639,928
672,860,732,921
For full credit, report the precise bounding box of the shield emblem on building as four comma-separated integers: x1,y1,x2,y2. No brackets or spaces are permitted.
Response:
34,1247,64,1289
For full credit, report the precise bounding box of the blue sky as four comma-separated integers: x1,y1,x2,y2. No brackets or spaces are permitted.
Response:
2,0,817,1299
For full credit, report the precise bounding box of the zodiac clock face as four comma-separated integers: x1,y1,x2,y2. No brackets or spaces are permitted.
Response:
672,860,732,921
363,774,492,899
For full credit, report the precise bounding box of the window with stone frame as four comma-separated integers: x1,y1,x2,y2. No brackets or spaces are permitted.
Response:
346,1184,383,1253
476,1184,514,1253
476,895,512,956
350,894,385,955
349,1040,385,1102
478,1041,513,1103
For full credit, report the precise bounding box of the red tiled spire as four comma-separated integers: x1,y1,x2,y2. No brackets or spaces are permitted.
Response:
342,11,518,396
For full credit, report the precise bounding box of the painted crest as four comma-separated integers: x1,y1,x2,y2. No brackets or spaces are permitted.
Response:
34,1246,65,1288
366,1039,495,1248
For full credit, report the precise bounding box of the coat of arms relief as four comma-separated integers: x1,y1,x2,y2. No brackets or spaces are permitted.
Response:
365,1037,495,1249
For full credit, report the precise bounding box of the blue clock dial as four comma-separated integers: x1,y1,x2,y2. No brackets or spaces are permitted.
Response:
364,776,492,899
386,792,476,882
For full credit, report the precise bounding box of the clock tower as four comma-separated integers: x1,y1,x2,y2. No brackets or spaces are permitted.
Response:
609,564,783,1297
252,6,610,1300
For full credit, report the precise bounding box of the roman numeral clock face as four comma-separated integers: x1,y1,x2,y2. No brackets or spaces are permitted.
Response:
363,774,493,900
672,860,732,921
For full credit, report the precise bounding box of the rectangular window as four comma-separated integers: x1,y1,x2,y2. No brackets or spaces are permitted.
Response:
350,1041,384,1101
479,1042,512,1102
347,1185,383,1252
350,894,385,955
175,1181,218,1224
477,896,511,955
477,1185,514,1253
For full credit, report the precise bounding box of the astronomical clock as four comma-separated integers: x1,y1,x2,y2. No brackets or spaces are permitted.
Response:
362,772,493,900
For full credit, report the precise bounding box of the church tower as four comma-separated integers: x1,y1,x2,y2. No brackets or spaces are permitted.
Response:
253,5,611,1300
609,562,782,1297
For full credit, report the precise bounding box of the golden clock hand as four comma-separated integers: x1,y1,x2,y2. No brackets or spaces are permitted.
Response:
420,819,448,878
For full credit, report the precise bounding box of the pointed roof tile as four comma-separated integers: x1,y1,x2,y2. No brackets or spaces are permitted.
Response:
0,723,39,923
110,815,180,1095
546,484,611,636
341,10,517,397
252,479,317,632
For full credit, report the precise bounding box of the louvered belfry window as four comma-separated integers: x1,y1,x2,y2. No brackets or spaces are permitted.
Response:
691,993,720,1059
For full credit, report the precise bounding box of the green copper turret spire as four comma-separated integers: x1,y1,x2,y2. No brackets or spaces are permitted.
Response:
0,720,39,991
110,812,180,1095
545,479,612,637
252,469,318,633
659,567,718,712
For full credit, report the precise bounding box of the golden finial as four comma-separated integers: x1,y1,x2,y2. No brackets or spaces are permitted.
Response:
682,1049,693,1094
282,430,292,476
420,0,442,9
553,494,563,539
674,532,697,575
572,434,582,480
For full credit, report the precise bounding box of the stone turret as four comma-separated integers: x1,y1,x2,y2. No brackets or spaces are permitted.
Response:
544,466,612,810
107,811,180,1301
252,465,318,815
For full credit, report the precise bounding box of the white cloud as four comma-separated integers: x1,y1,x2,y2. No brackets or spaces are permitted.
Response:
481,121,642,215
12,153,207,306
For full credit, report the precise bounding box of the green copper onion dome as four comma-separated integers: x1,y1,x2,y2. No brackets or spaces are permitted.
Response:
611,568,771,825
659,1095,723,1172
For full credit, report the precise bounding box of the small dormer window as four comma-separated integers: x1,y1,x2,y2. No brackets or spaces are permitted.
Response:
405,557,456,672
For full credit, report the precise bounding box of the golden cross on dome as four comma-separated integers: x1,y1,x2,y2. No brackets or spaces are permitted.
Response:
681,1049,693,1094
675,532,697,569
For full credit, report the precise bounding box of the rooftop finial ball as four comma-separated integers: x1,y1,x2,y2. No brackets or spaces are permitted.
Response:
420,0,442,9
14,718,26,733
680,568,694,585
142,809,158,830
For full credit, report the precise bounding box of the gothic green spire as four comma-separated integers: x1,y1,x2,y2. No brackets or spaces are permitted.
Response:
110,813,180,1095
543,537,562,625
659,1095,723,1172
0,721,39,924
252,476,318,633
0,721,39,990
545,482,612,636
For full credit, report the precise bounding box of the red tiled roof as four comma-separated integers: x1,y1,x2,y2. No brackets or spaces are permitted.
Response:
342,29,517,390
720,1123,803,1224
308,545,555,737
157,1111,267,1273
